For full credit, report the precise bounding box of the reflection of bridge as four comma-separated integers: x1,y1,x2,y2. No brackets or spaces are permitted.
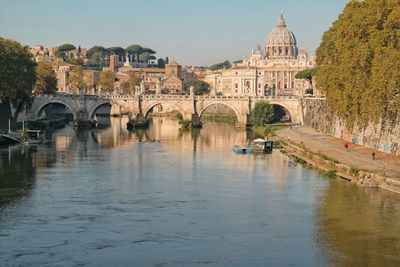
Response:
28,94,303,127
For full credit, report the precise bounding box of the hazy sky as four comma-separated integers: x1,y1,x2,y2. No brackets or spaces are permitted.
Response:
0,0,349,66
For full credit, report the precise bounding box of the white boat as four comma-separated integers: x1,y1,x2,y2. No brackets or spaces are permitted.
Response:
253,139,273,154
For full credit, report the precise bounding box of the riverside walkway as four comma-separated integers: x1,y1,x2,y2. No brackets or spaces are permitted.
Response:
276,126,400,182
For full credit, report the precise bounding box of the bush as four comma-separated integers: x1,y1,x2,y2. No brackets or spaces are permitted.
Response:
350,166,360,176
325,169,337,179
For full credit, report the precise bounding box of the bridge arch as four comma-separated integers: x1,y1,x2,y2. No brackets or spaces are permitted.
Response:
198,102,240,122
36,101,76,120
143,102,184,118
265,101,294,122
89,102,113,119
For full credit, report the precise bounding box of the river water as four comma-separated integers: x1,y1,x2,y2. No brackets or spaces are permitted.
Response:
0,117,399,266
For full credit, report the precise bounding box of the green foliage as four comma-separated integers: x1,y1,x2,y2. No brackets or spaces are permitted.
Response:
305,88,313,95
33,62,57,94
175,113,183,121
294,157,307,166
157,58,165,68
0,37,37,122
183,79,210,95
316,0,400,130
141,47,156,54
69,66,84,93
120,71,140,94
107,47,125,62
350,166,360,176
208,60,231,71
57,44,75,52
320,154,339,164
253,125,277,139
99,70,115,92
87,51,105,67
325,169,337,179
251,101,275,126
86,45,106,58
295,67,318,81
126,44,143,62
179,119,192,129
201,115,236,123
138,52,151,63
295,67,318,89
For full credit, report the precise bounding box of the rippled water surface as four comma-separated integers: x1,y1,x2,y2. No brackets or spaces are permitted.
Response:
0,117,399,266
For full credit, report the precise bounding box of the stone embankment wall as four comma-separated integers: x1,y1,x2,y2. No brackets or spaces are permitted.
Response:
303,99,400,156
283,142,400,195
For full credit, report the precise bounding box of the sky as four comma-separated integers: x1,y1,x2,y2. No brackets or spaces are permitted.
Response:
0,0,349,66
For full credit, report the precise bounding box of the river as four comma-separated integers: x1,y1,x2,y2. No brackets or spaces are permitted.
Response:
0,117,399,266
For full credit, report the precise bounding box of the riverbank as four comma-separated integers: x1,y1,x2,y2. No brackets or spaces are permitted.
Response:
276,126,400,195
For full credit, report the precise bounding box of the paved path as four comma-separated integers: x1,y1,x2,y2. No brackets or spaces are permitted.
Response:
276,126,400,181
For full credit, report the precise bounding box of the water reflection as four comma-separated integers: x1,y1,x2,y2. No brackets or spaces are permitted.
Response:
0,146,36,208
316,179,400,267
0,117,399,266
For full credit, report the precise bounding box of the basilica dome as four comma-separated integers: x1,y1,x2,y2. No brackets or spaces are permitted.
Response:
265,14,298,58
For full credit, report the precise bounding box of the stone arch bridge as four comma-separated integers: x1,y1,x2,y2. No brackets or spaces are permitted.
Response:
28,94,304,128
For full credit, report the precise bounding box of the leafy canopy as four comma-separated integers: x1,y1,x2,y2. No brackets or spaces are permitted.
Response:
33,62,57,94
316,0,400,129
208,60,231,71
0,37,37,121
99,70,115,92
183,80,210,95
251,101,275,126
57,44,76,52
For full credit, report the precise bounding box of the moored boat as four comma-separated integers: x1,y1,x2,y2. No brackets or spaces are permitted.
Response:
233,145,253,154
253,139,274,154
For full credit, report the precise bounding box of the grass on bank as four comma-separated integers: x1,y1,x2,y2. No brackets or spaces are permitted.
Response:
200,114,237,123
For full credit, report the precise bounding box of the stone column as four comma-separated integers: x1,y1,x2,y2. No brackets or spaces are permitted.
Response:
189,86,194,96
140,80,145,95
156,80,161,95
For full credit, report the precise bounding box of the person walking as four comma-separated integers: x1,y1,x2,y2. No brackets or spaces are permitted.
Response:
372,151,376,160
345,143,349,151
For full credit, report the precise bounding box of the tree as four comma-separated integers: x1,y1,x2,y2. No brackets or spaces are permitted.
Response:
56,43,75,58
157,58,165,68
33,62,57,94
208,60,231,71
86,45,106,58
138,52,151,63
316,0,400,130
126,44,143,62
99,70,116,93
88,51,105,67
295,67,318,90
120,71,141,95
0,37,37,123
141,47,156,54
107,46,125,61
251,101,274,126
183,80,210,95
69,66,84,94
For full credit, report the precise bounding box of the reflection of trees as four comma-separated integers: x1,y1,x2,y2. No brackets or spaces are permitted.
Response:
317,180,400,266
0,146,36,208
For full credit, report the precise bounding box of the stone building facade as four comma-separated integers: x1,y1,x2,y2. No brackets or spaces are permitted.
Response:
204,14,315,97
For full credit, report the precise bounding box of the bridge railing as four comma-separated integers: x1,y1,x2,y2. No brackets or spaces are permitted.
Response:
36,93,304,101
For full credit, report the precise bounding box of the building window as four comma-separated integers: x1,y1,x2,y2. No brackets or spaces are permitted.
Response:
258,83,261,88
235,83,238,89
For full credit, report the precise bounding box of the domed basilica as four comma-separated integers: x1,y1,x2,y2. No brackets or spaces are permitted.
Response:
205,14,315,97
